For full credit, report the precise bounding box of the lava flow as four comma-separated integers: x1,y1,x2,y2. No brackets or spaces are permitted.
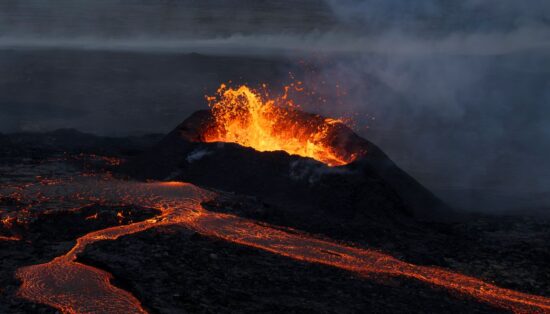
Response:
8,179,550,314
0,235,20,241
203,84,356,166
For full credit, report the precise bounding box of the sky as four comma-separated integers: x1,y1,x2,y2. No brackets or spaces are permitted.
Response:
0,0,549,212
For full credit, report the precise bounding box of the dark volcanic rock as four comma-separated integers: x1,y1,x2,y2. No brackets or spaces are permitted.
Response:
0,129,163,164
202,193,550,298
121,110,452,223
25,205,160,242
78,225,504,314
1,204,160,242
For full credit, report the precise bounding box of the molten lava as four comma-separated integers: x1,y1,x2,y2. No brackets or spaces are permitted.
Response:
6,178,550,314
203,84,356,166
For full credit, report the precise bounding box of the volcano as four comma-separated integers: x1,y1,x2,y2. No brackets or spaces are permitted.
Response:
122,85,450,225
2,85,550,314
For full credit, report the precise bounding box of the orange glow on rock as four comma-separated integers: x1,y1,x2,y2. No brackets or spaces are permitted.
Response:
85,213,99,220
0,235,20,241
159,181,189,187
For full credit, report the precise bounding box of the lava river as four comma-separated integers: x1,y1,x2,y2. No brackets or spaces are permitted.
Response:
5,179,550,314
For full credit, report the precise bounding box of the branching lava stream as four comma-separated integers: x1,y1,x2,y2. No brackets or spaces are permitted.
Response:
6,179,550,314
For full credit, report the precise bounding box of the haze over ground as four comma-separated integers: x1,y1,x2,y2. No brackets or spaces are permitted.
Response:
1,0,549,212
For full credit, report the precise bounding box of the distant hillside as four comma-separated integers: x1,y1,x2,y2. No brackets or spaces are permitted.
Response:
0,129,163,160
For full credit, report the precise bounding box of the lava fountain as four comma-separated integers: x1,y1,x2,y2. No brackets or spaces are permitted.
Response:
203,84,358,166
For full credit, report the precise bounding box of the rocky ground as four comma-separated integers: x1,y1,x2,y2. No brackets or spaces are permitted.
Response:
204,194,550,299
79,225,503,314
0,132,548,313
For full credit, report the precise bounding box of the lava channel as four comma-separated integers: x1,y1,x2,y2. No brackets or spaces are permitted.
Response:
0,235,20,241
6,179,550,314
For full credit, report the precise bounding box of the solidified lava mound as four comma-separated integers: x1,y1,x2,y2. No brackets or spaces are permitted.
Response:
121,109,450,223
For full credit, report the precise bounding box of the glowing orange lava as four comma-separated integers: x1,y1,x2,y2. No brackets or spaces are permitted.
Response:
203,84,355,166
8,179,550,314
0,235,20,241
